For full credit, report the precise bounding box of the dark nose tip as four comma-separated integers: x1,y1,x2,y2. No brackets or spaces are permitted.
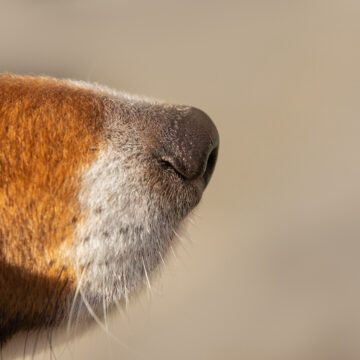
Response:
160,107,219,187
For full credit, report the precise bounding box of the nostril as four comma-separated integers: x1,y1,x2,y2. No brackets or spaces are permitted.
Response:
203,145,219,187
160,137,219,187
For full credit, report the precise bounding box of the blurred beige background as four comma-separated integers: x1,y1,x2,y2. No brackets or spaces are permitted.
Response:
2,0,360,359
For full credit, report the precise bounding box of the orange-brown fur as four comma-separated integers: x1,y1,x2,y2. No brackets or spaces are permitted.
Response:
0,74,104,342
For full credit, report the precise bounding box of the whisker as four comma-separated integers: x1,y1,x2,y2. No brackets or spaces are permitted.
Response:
142,256,152,294
158,250,166,267
72,299,85,336
111,267,129,309
48,328,57,360
78,287,145,360
121,266,129,309
78,285,109,335
78,286,126,347
102,278,109,332
173,229,192,248
173,230,191,257
170,244,178,261
32,268,64,360
66,267,85,337
173,230,186,244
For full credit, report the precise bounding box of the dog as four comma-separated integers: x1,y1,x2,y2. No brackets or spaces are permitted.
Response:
0,74,219,355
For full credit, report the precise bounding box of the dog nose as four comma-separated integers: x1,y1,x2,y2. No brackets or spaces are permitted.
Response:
159,107,219,187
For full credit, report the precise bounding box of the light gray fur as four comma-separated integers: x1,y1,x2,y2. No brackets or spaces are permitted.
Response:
1,80,206,356
71,83,201,316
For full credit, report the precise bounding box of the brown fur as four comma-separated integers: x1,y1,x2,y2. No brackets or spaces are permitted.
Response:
0,74,104,343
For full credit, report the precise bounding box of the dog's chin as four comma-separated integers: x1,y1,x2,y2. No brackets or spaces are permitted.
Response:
70,145,202,318
69,217,192,329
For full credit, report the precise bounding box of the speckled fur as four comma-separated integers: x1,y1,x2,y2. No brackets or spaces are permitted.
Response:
0,74,209,352
71,82,202,315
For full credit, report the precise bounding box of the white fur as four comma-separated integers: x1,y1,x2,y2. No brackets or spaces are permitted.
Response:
73,140,183,315
61,79,201,337
67,81,198,317
1,78,204,356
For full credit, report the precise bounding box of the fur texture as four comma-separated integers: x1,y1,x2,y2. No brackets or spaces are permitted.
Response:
0,74,218,350
0,74,104,342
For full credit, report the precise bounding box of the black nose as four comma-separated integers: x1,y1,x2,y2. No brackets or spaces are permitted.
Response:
159,107,219,187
